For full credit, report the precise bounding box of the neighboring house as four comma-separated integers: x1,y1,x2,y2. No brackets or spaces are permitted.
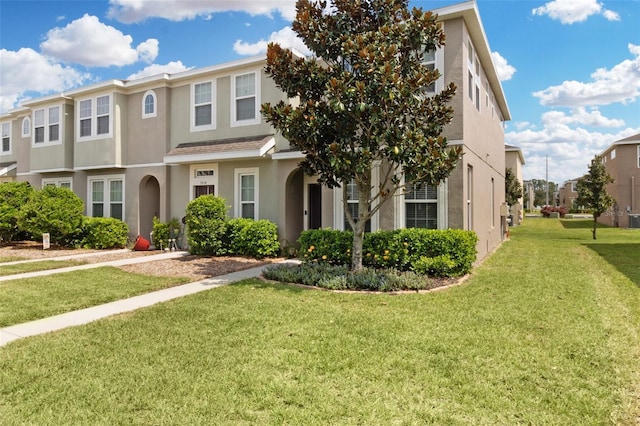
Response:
559,178,580,210
505,144,525,225
523,180,534,210
598,133,640,228
0,0,510,261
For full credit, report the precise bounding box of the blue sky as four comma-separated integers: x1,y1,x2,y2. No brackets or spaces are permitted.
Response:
1,0,639,184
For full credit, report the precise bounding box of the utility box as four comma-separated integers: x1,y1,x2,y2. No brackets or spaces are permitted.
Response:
42,233,50,250
630,215,640,229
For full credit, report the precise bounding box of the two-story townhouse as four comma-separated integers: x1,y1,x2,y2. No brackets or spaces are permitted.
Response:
559,178,580,211
599,133,640,228
505,145,525,225
1,0,510,261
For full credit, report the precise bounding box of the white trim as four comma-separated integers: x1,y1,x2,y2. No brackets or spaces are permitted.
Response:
21,116,31,138
42,177,73,190
164,137,275,164
76,94,113,142
32,104,63,147
142,90,157,119
271,150,305,160
74,164,124,171
231,71,261,127
0,162,17,176
234,167,259,219
88,174,125,220
29,167,75,174
191,80,216,132
1,121,11,154
333,167,380,231
394,179,448,230
189,163,218,201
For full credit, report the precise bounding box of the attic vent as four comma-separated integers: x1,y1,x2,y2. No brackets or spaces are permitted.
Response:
629,215,640,229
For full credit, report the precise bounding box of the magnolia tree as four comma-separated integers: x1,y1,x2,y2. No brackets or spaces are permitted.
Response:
576,155,615,240
505,168,523,208
262,0,462,271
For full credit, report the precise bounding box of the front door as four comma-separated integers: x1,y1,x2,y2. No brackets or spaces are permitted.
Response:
308,183,322,229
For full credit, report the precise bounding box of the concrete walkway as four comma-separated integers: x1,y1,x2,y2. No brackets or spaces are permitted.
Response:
0,251,273,347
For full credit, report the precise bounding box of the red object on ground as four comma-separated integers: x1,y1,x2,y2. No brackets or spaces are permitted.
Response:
133,235,150,251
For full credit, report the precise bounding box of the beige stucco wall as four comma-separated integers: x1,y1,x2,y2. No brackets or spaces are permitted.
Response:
600,143,640,228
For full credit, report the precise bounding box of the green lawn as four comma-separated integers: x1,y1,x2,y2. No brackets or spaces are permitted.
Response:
0,259,87,277
0,218,638,424
0,267,190,326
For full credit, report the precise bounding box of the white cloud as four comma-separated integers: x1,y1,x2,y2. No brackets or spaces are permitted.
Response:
491,51,516,81
233,26,311,56
108,0,297,23
126,61,193,80
542,107,625,128
533,44,640,107
40,14,158,67
532,0,620,24
0,48,90,113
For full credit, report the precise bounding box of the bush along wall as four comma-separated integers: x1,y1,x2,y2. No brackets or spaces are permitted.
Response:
81,217,129,249
298,228,478,277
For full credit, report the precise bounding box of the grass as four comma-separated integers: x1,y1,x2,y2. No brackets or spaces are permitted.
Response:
0,259,87,277
0,267,190,327
0,218,638,424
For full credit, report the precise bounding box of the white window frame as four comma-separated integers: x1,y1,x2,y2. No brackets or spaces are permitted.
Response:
42,178,73,190
420,47,444,95
333,167,380,232
571,181,577,193
88,175,125,220
142,90,157,119
231,71,261,127
637,146,640,168
394,179,448,230
76,95,113,141
467,38,481,113
191,80,216,132
234,167,259,219
611,149,616,160
1,122,11,154
21,116,31,137
189,163,219,201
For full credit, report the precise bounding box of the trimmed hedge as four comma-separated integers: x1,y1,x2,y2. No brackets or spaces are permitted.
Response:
298,228,478,277
224,218,280,259
185,195,228,256
0,182,34,244
81,217,129,249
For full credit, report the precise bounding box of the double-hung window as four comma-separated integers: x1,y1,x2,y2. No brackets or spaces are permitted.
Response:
420,48,443,95
192,81,215,131
467,39,481,112
405,182,438,229
33,106,61,145
34,110,45,144
77,95,112,140
235,168,258,219
89,176,124,220
232,72,260,126
1,122,10,153
344,179,372,232
48,106,60,142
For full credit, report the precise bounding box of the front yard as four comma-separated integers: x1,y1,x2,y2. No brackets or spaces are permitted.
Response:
1,218,638,424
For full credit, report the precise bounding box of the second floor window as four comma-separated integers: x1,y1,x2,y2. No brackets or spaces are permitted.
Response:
192,81,215,131
232,72,259,126
142,91,156,118
78,95,112,140
1,122,10,153
22,117,30,137
33,106,60,145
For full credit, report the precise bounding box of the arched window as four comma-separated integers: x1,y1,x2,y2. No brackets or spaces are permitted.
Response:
142,90,156,118
22,116,31,137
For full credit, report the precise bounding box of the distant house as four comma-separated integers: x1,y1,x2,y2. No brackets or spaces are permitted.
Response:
599,133,640,228
505,145,525,225
0,1,511,260
559,178,580,211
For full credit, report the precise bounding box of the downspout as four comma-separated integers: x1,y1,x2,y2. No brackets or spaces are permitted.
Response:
632,176,635,212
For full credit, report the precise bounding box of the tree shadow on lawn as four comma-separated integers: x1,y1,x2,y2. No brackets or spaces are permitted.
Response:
584,243,640,287
560,219,610,229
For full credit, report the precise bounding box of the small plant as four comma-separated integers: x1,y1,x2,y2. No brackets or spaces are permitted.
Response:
225,218,280,259
152,217,181,249
541,206,567,218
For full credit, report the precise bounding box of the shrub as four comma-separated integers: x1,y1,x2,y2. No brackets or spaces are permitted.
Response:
262,263,435,292
18,186,84,246
0,182,34,244
81,217,129,249
152,217,181,249
298,228,478,276
413,254,457,277
541,205,567,218
225,218,280,258
184,195,228,255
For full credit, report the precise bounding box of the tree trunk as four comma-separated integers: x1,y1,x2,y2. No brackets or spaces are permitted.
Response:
350,177,371,272
592,216,597,240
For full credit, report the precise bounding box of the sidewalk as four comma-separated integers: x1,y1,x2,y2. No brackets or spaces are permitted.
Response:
0,252,275,347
